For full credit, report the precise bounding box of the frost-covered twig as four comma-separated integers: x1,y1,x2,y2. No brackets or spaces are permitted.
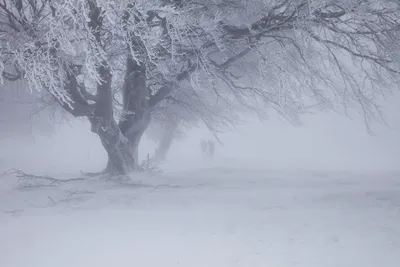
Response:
138,153,163,174
4,168,84,189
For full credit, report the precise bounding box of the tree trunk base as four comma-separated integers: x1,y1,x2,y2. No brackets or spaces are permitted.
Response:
80,168,113,177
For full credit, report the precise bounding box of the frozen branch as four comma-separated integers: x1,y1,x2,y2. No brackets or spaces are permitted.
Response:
5,168,84,189
149,84,172,108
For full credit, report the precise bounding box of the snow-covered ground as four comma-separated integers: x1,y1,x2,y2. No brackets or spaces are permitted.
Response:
1,164,400,267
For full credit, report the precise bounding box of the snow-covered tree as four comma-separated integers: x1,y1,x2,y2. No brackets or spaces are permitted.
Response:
1,0,400,175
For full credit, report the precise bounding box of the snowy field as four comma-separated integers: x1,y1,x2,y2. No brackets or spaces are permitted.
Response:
1,163,400,267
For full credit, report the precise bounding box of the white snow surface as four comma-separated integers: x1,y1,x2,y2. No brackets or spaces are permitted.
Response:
1,162,400,267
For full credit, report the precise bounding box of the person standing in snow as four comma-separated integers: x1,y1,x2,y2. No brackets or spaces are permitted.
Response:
208,140,215,159
200,140,208,159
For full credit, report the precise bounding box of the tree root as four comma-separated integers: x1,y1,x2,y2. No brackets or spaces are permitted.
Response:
80,170,108,177
80,165,122,178
80,155,162,177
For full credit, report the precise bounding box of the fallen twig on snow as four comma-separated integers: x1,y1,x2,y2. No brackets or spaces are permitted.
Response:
3,209,24,216
4,168,85,189
48,196,56,204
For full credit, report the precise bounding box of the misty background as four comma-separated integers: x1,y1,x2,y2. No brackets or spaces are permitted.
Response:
1,92,399,175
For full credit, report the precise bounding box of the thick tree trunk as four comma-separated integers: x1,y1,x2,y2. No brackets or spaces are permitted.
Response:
154,133,173,162
101,137,135,175
153,126,176,162
107,43,150,173
86,57,137,175
88,116,137,175
87,10,154,176
154,119,179,162
98,113,150,174
126,119,149,167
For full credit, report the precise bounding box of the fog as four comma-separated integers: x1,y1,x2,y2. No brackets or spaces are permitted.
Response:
1,94,399,175
2,93,400,267
2,98,400,267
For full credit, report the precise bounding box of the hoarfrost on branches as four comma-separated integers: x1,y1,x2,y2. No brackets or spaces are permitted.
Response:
1,0,400,174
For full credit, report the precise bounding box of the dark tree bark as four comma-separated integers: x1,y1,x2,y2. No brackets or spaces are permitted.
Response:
99,25,153,174
84,1,148,175
91,119,136,175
